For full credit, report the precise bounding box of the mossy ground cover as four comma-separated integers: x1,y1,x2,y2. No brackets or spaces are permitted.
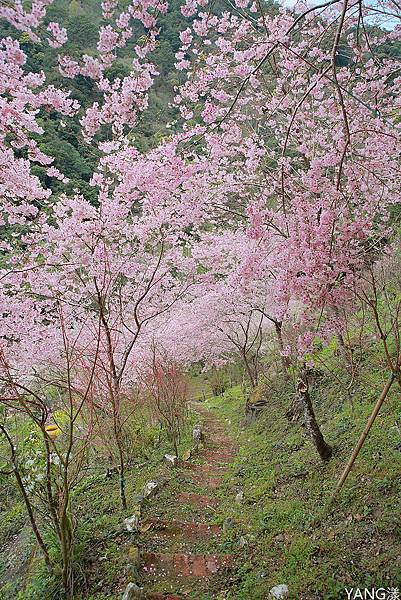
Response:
203,360,401,599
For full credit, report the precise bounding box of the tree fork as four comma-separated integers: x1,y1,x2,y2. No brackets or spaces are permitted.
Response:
274,320,291,380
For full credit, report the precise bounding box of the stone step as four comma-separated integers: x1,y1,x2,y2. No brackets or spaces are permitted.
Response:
211,435,235,443
205,426,226,432
179,461,227,473
200,449,235,462
176,492,219,508
146,594,183,599
190,472,224,488
209,439,236,448
140,518,221,540
141,552,232,579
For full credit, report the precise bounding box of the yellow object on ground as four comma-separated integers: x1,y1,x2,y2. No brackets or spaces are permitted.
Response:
45,424,62,440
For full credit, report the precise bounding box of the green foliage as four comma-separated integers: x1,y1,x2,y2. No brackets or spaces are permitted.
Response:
66,14,98,47
0,503,25,545
0,0,189,203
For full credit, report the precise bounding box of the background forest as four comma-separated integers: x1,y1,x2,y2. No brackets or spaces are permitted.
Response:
0,0,189,202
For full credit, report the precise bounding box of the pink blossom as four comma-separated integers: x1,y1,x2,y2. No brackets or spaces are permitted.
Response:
46,21,67,48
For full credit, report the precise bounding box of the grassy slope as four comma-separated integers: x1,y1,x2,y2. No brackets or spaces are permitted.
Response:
203,354,401,599
0,410,198,600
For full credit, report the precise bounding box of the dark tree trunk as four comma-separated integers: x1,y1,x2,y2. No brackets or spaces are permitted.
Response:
297,375,332,461
14,467,53,571
331,306,353,373
286,394,303,422
336,330,354,374
242,349,257,389
274,320,291,379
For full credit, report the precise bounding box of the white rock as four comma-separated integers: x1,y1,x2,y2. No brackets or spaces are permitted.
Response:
193,425,203,446
122,582,144,599
270,584,289,599
223,517,235,532
235,490,244,504
124,514,140,532
143,480,158,498
163,454,178,468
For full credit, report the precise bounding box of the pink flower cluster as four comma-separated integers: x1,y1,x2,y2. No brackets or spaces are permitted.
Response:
1,0,400,389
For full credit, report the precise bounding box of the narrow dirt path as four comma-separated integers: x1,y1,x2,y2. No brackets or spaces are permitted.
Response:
138,404,237,599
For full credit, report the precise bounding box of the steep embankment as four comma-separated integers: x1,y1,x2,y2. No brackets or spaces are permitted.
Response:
203,377,401,599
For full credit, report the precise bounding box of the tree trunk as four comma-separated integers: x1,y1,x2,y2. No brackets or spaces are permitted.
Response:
44,437,61,540
274,320,291,379
337,331,353,372
59,508,73,598
111,379,127,510
14,468,53,571
285,394,303,422
241,349,257,389
118,442,127,510
297,376,332,461
331,306,353,373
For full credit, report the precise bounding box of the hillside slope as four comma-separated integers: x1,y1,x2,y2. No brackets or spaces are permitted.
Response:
203,365,401,599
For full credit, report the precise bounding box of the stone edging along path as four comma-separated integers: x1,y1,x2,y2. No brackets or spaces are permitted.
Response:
122,403,238,599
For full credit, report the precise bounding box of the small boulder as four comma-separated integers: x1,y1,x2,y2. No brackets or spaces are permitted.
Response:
181,448,192,461
235,490,244,504
270,584,289,599
163,454,178,468
143,480,158,499
273,533,286,544
132,494,145,505
193,424,204,448
105,467,118,479
122,582,144,599
126,563,140,582
244,385,268,424
124,514,140,532
128,545,140,567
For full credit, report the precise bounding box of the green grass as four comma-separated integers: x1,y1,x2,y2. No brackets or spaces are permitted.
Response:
204,362,401,599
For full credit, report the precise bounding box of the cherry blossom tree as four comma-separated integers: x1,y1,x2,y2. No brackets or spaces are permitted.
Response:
140,350,188,455
0,5,400,588
174,0,400,333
